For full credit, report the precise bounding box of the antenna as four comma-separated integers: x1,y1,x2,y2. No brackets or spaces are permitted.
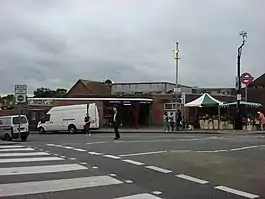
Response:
239,31,247,42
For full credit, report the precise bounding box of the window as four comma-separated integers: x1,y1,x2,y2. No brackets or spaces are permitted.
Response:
13,117,27,124
32,111,36,121
45,114,50,122
0,120,2,125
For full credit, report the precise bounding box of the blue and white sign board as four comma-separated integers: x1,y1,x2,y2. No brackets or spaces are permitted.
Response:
15,85,27,103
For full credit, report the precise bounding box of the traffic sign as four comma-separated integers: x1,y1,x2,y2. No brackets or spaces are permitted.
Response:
15,85,27,103
240,72,254,85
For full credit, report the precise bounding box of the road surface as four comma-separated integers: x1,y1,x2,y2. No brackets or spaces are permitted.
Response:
0,133,264,199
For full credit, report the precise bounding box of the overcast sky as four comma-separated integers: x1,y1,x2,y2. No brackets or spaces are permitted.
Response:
0,0,264,94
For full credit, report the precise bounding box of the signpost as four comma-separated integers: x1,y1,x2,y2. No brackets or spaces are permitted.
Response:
240,72,254,101
15,85,27,141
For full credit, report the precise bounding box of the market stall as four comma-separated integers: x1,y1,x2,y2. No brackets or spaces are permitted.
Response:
184,93,223,130
220,101,262,130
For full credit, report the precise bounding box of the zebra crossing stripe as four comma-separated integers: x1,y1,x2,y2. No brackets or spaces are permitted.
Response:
0,164,87,176
114,193,162,199
0,145,24,149
0,175,123,197
0,152,50,157
0,148,35,152
0,157,63,163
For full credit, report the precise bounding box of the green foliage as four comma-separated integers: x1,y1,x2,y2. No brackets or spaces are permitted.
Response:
33,87,67,98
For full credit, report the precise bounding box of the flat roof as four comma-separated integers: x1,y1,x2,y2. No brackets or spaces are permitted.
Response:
28,98,153,102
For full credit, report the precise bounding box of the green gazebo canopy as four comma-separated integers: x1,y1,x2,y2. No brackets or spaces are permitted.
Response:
184,93,223,107
220,101,262,108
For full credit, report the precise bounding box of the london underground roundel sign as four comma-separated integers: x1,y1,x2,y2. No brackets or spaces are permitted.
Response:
240,72,254,85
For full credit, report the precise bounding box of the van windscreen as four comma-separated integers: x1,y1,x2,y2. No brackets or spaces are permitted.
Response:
13,117,27,124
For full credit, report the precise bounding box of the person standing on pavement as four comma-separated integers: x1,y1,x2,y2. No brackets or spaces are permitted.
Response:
163,112,169,132
257,111,265,131
169,112,175,132
112,107,121,140
176,109,182,130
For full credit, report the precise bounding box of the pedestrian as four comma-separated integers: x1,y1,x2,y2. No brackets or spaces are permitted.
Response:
257,111,265,131
84,115,91,136
163,112,169,132
176,109,182,130
169,112,175,132
112,107,121,140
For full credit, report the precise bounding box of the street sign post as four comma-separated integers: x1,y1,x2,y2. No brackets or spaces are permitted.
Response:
15,85,27,141
240,72,253,101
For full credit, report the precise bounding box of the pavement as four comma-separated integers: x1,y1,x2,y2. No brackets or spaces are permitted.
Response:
0,132,265,198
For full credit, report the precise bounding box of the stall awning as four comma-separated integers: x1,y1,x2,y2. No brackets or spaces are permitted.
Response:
220,101,262,108
184,93,223,107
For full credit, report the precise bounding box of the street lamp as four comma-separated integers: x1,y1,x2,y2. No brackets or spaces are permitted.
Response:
235,31,247,130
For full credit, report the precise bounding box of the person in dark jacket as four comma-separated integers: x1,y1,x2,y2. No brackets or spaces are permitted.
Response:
84,115,91,136
176,109,182,130
112,107,122,140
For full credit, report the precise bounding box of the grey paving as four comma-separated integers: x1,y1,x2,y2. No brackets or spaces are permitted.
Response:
1,132,264,198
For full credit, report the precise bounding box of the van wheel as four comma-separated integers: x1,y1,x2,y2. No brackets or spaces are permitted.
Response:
68,125,76,134
38,127,45,134
4,134,11,141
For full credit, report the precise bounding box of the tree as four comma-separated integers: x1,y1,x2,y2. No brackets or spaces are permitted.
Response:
33,87,67,98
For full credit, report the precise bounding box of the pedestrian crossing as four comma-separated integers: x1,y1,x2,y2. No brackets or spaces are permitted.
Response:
0,143,161,199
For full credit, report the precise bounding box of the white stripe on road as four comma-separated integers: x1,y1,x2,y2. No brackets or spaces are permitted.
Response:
0,175,123,197
114,193,162,199
145,166,172,174
103,155,121,159
119,151,167,157
0,145,23,149
0,148,35,152
0,164,87,176
122,159,145,165
230,146,259,151
88,152,103,155
0,152,50,157
87,141,107,145
215,186,259,198
176,174,209,184
0,157,63,163
63,146,74,149
73,148,86,152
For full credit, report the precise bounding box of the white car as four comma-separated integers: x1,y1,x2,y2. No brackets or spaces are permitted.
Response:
0,115,29,141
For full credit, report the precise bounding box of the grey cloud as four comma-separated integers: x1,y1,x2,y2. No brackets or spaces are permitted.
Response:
0,0,264,94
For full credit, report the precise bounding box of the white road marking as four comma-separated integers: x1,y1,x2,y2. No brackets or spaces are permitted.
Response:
215,186,259,198
0,175,123,197
53,154,59,156
63,146,74,149
176,174,209,184
196,150,215,153
46,144,56,146
122,159,145,165
119,151,167,157
230,146,259,151
0,152,50,157
87,141,107,145
145,166,172,174
213,149,228,152
92,166,98,169
0,157,63,163
60,156,66,158
170,150,191,153
88,152,102,155
0,145,23,149
110,174,117,176
114,193,162,199
73,148,86,152
0,164,87,176
103,155,121,159
125,180,133,183
80,162,87,165
0,148,35,152
152,191,162,195
69,158,76,160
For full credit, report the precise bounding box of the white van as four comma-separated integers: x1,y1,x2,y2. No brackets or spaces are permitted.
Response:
0,115,29,141
37,103,100,134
